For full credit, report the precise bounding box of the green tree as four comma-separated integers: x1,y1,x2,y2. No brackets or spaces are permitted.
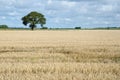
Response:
0,25,8,29
21,11,46,30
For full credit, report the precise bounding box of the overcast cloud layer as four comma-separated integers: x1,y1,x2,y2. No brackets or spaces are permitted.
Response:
0,0,120,28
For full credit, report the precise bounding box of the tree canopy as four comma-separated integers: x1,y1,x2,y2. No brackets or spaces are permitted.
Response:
21,11,46,30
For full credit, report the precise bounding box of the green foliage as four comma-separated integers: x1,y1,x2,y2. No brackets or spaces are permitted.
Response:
21,11,46,30
0,25,8,29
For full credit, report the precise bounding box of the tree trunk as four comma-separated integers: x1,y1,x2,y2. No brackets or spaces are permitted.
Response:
31,26,34,30
30,24,35,30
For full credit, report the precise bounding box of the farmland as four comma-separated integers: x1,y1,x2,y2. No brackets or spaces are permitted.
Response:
0,30,120,80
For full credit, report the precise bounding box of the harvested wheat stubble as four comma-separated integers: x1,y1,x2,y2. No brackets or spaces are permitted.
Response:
0,30,120,80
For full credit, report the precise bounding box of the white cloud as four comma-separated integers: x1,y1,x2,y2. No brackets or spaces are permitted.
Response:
62,1,76,8
1,16,6,19
54,18,60,23
87,17,93,20
116,14,120,17
99,5,113,12
77,4,88,14
65,18,72,22
8,11,19,16
48,0,52,4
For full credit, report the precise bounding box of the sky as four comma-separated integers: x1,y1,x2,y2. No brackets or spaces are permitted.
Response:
0,0,120,28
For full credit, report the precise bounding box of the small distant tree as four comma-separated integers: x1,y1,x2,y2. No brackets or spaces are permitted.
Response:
75,27,81,29
21,11,46,30
0,25,8,29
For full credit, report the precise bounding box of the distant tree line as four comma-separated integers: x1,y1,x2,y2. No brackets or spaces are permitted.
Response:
92,27,120,30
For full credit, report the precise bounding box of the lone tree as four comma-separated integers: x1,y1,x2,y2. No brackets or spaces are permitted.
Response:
21,11,46,30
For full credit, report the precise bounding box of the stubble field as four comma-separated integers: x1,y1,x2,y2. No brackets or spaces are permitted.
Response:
0,30,120,80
